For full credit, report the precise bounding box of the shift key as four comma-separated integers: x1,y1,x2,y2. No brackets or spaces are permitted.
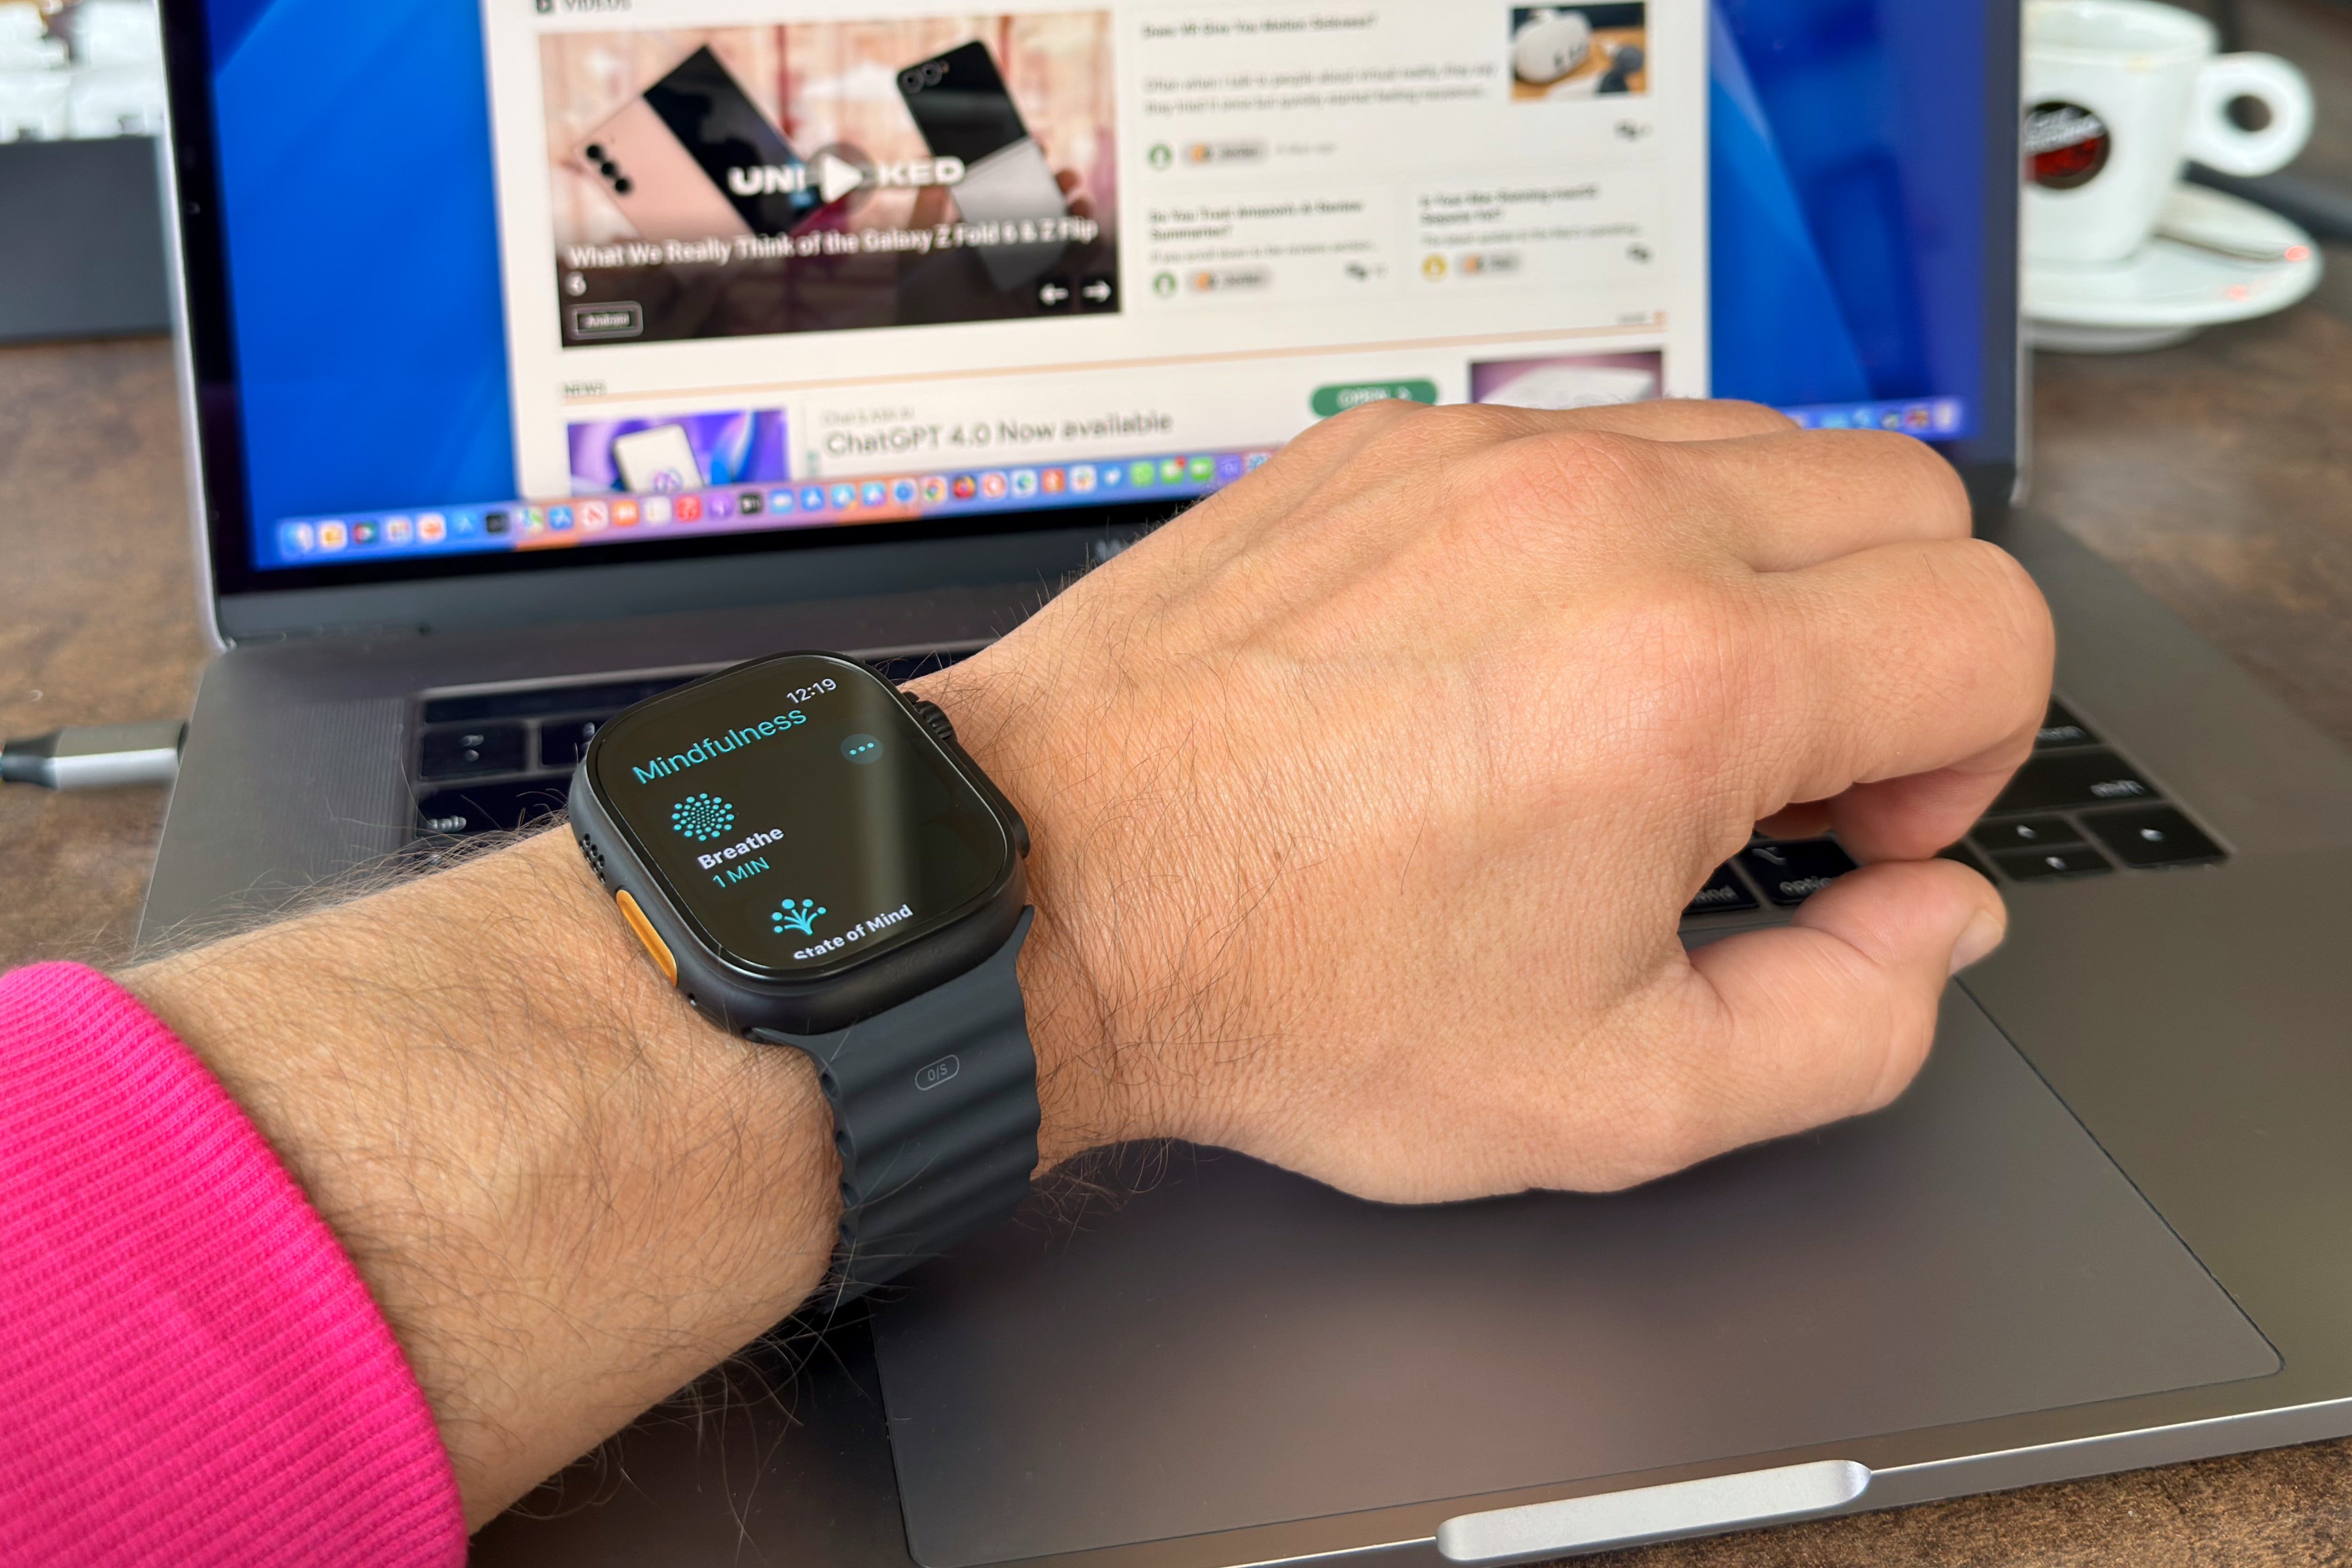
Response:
1988,749,2160,815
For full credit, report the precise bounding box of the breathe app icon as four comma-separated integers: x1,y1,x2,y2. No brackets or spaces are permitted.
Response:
671,793,736,843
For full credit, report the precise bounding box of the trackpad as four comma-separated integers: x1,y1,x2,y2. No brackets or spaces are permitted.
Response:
872,988,2278,1567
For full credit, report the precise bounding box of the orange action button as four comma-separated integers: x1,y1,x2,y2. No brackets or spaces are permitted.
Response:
615,890,678,984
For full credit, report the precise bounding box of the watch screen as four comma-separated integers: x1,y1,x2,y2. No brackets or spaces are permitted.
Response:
590,653,1010,977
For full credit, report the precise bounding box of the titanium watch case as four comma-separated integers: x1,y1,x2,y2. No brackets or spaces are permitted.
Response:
569,651,1030,1036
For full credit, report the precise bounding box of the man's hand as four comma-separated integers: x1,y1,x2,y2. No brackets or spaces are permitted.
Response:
124,399,2051,1526
928,398,2051,1198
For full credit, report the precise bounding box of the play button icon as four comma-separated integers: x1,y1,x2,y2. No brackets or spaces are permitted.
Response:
808,144,877,212
816,151,864,204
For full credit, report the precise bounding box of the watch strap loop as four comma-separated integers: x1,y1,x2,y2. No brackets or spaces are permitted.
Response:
756,908,1039,1300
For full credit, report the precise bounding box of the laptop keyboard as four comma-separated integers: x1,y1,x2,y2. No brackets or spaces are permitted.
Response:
1682,700,2229,920
408,679,2228,910
411,651,973,837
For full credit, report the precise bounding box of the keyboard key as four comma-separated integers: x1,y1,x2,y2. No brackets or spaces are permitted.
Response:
2083,804,2226,868
418,723,528,780
1970,815,2084,854
1993,844,2115,881
1685,864,1759,918
2036,701,2099,751
416,777,571,835
1738,840,1859,906
1988,749,2160,815
539,716,613,770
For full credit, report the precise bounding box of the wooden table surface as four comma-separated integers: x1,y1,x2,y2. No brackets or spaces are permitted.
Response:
9,12,2352,1552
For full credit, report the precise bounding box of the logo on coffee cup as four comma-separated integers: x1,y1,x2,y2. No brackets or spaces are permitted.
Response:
2025,101,2112,190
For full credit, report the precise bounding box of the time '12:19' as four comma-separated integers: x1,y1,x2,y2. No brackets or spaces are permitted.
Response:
781,678,838,705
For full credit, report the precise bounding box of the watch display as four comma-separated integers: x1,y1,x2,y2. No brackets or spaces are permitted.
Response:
586,653,1012,979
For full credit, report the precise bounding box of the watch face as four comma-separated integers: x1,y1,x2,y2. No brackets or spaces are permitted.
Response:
589,653,1012,979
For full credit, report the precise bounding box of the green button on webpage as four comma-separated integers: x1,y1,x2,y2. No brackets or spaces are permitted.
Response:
1310,380,1439,417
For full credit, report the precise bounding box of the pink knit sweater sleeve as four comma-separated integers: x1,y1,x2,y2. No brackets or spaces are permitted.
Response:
0,964,465,1568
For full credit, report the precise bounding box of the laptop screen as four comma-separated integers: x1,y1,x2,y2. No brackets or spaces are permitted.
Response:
175,1,2008,591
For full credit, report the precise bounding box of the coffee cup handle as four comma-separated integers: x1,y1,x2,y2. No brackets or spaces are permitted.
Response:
2186,52,2313,179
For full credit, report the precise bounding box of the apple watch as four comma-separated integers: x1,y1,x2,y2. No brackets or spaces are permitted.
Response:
569,651,1037,1298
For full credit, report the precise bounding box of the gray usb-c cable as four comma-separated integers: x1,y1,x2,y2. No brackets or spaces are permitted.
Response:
0,721,187,790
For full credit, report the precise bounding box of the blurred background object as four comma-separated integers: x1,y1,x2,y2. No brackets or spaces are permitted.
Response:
2024,0,2328,351
0,0,167,343
2188,0,2352,247
0,0,161,142
0,2,72,142
60,0,165,140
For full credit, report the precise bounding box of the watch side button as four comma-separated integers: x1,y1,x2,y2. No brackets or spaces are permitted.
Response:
911,698,957,747
615,889,678,984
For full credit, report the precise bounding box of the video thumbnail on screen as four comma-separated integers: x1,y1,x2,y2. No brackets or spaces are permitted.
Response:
543,12,1118,346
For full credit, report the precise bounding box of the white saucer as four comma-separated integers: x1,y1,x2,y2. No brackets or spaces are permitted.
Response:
2026,184,2322,353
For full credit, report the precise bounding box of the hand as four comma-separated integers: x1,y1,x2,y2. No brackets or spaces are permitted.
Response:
923,398,2052,1199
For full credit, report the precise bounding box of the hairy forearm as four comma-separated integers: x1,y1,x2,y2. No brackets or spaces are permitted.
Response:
118,679,1131,1528
125,829,842,1526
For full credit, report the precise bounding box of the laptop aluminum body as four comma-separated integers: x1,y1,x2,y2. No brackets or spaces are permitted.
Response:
140,1,2352,1562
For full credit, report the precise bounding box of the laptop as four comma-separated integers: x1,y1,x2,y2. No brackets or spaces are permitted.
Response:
142,1,2352,1563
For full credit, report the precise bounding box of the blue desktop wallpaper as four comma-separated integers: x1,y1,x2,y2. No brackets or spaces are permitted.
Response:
206,0,1986,558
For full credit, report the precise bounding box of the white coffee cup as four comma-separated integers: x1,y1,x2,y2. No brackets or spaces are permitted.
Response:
2025,0,2312,265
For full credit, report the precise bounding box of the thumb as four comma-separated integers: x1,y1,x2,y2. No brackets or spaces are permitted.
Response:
1667,859,2006,1155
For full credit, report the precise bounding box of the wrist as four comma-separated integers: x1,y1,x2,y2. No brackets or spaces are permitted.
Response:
126,827,838,1525
912,656,1197,1169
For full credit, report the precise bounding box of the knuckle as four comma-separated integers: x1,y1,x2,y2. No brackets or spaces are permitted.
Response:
1486,428,1662,518
1332,392,1428,428
1859,430,1973,526
1371,400,1557,469
1545,427,1659,488
1308,394,1428,445
1955,538,2056,651
1787,925,1936,1121
1695,398,1800,437
1339,398,1485,473
1908,541,2057,716
1856,983,1940,1114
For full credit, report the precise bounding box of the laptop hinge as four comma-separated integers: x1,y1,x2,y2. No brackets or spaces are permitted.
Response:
222,621,427,647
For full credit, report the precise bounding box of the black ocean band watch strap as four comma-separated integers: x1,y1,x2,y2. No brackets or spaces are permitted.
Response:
754,908,1040,1299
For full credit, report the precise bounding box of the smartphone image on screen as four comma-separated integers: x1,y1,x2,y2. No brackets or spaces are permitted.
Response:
897,40,1072,291
573,47,821,243
610,425,704,494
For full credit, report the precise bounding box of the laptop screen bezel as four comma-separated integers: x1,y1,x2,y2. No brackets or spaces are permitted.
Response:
162,0,2022,639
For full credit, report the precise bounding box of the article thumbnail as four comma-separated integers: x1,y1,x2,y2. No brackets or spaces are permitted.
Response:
568,409,789,494
1471,351,1662,409
1509,6,1648,100
543,13,1118,347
